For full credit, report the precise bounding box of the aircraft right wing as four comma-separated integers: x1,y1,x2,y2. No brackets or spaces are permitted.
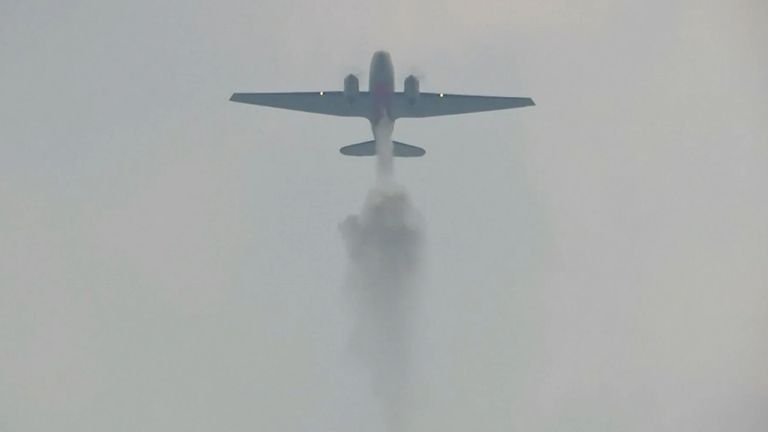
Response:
230,92,372,118
391,93,534,118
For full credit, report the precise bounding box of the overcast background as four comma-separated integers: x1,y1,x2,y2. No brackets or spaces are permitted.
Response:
1,1,767,431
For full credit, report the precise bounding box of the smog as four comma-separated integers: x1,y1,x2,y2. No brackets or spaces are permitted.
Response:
339,120,424,432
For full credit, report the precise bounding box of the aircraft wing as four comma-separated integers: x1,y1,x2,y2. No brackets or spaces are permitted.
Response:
391,93,534,118
229,92,371,118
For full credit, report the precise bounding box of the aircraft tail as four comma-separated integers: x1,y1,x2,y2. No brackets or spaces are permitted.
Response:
340,140,425,157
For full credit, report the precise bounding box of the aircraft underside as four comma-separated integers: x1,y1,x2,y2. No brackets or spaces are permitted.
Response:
230,51,534,157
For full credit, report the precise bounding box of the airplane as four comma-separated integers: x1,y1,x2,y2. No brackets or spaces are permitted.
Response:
230,51,534,157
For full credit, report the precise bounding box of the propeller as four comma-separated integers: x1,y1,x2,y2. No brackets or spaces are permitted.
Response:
339,65,366,83
403,67,427,91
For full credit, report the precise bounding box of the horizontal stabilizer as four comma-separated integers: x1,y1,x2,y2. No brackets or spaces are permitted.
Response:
339,141,426,157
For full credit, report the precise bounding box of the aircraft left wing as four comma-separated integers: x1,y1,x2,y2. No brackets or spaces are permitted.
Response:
230,92,372,118
391,93,534,118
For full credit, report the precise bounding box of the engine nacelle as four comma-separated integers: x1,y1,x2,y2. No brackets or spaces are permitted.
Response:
404,75,420,103
344,74,359,100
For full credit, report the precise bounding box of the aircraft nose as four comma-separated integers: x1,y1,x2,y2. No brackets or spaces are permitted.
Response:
372,50,390,64
371,51,392,74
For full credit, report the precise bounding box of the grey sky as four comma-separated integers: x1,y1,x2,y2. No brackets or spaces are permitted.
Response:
1,1,767,431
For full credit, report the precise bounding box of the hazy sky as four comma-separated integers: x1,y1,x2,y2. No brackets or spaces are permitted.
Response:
1,1,767,431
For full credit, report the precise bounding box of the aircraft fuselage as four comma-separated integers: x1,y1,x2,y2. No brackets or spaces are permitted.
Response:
369,51,395,125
